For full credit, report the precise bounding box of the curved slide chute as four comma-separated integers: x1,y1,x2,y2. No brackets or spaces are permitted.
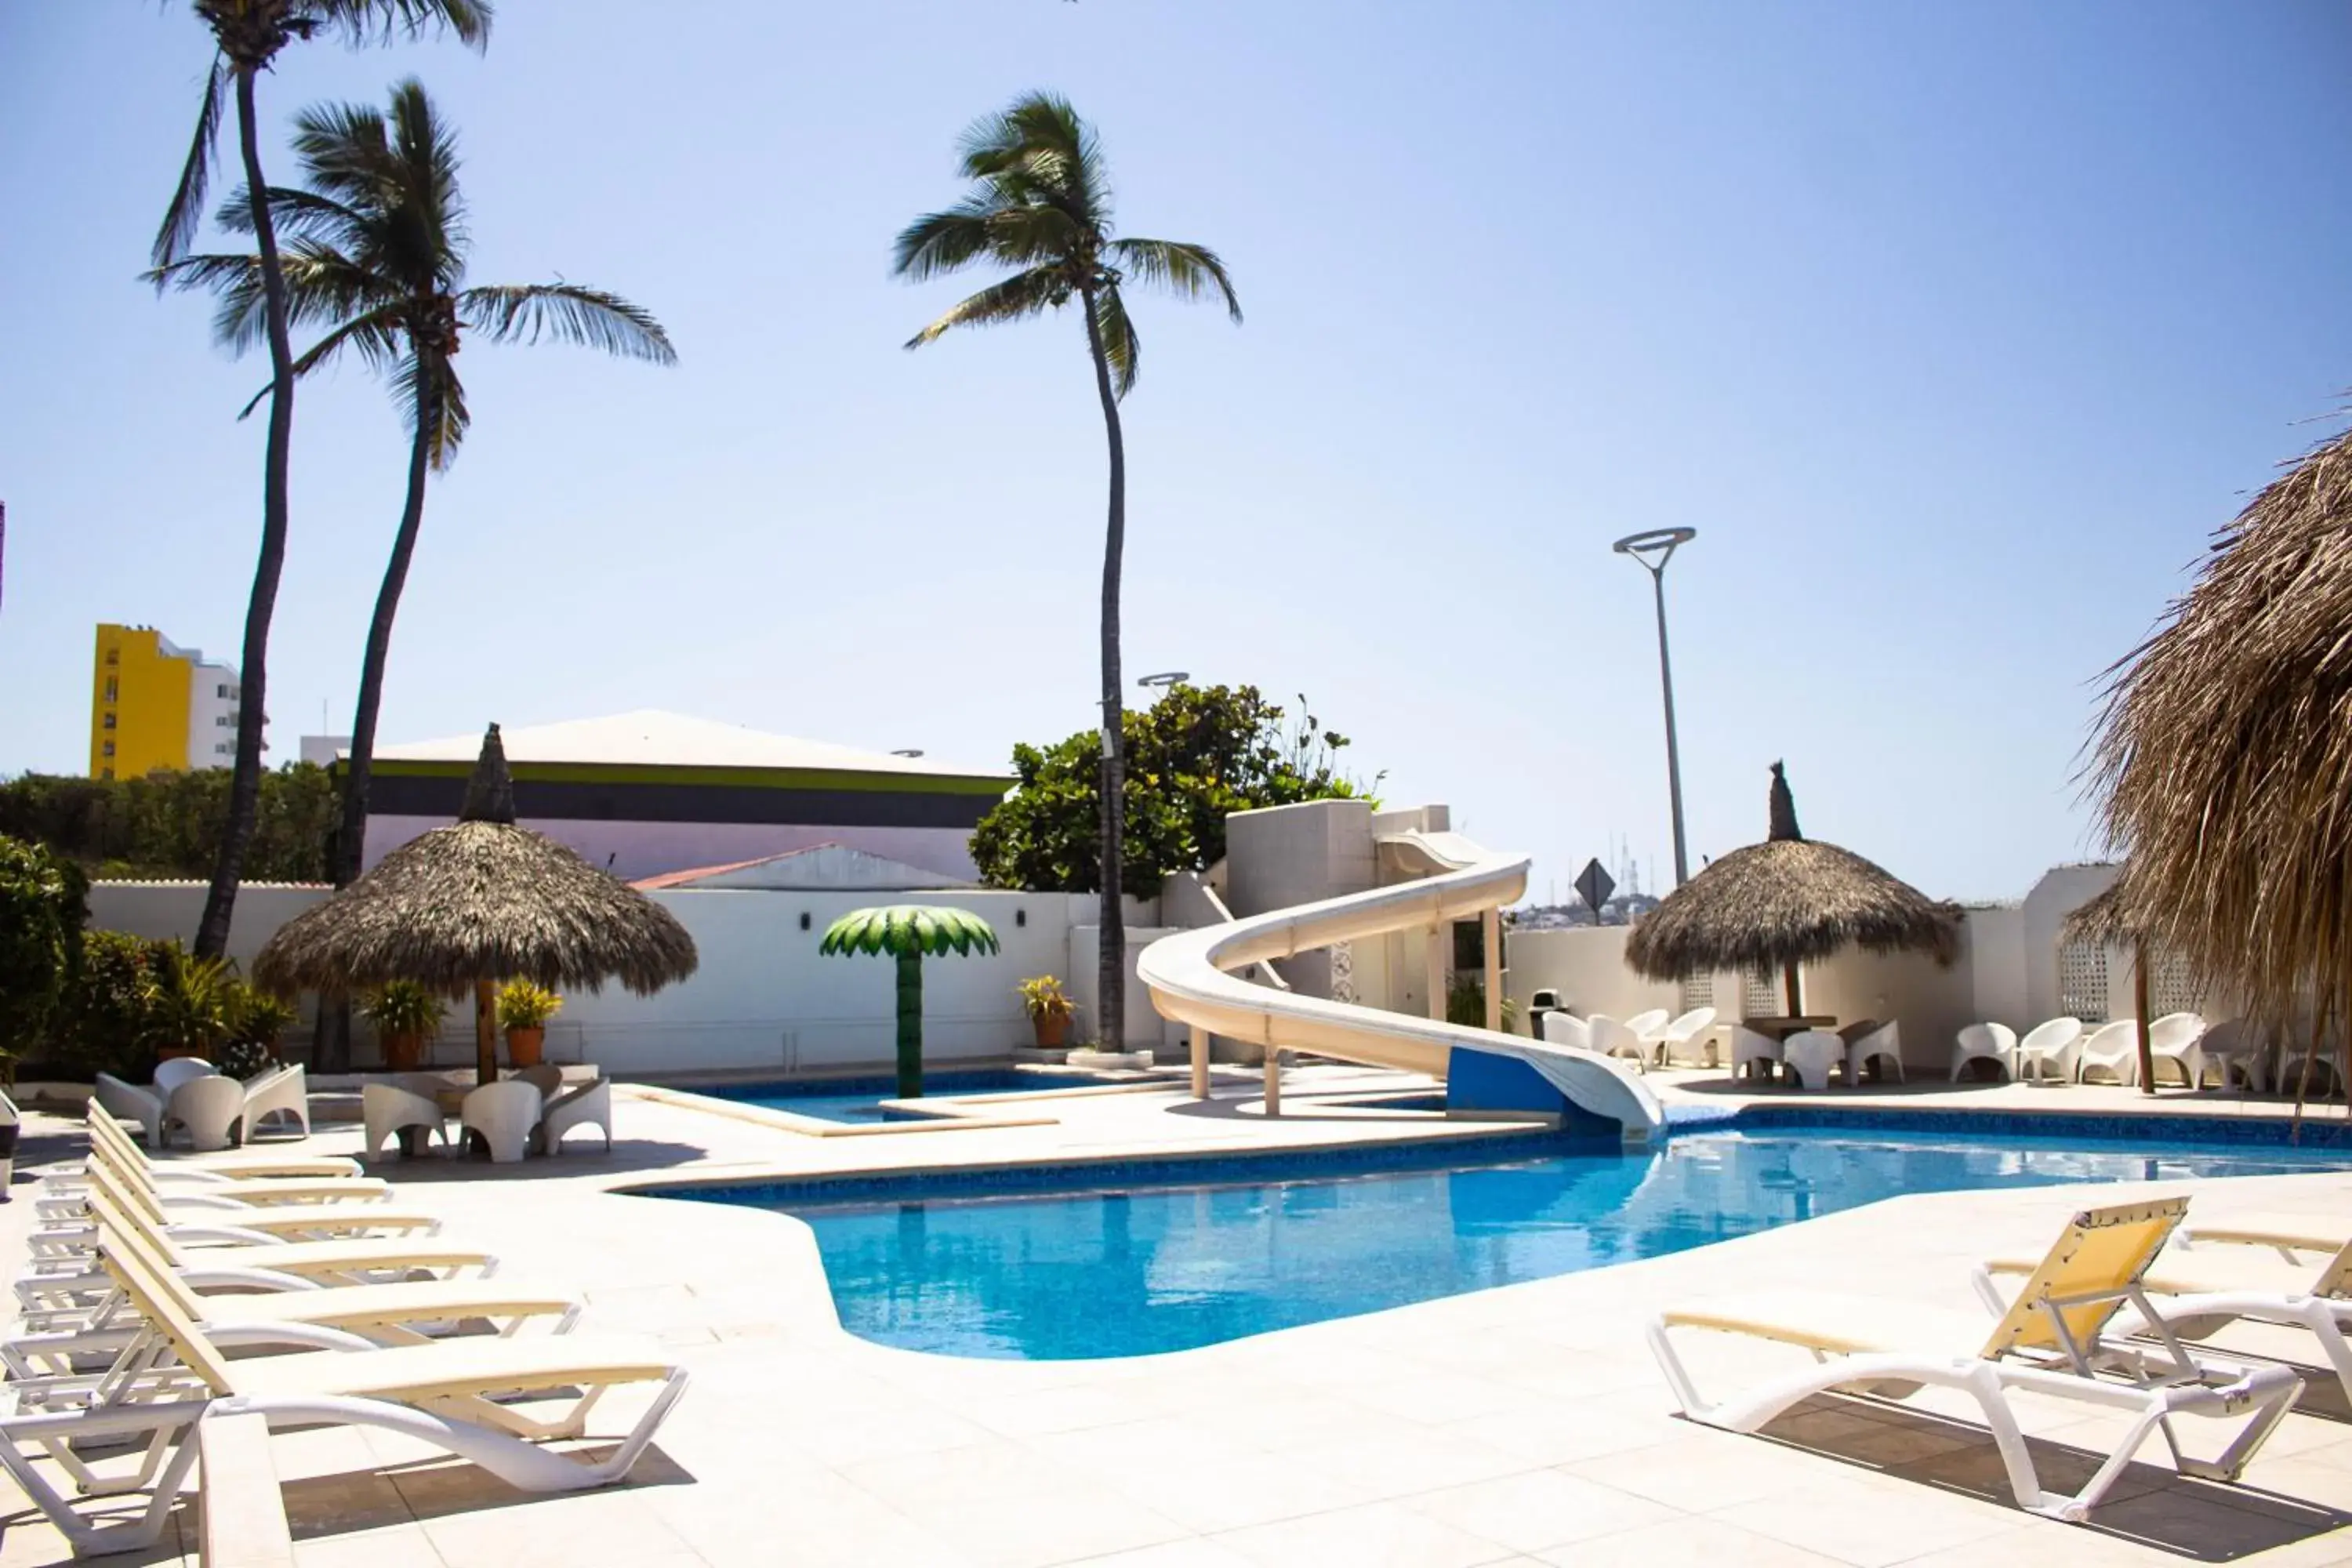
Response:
1138,831,1664,1138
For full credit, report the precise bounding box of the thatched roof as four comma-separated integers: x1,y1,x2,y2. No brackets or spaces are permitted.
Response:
254,724,698,998
1625,761,1961,978
2090,423,2352,1033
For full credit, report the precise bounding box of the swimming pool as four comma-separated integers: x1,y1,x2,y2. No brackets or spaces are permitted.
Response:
699,1069,1121,1123
737,1123,2352,1359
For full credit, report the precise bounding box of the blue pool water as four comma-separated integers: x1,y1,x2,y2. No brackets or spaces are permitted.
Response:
769,1127,2352,1359
702,1070,1113,1123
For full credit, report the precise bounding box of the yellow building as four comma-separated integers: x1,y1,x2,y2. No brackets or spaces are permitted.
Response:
89,625,240,780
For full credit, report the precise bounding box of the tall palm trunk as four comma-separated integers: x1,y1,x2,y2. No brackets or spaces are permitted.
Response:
315,371,437,1072
1080,282,1127,1051
195,66,296,960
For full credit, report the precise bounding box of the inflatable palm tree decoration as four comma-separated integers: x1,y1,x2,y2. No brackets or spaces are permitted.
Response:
819,907,1001,1098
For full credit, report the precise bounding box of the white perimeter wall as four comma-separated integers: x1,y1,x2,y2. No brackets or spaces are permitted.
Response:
85,883,1168,1076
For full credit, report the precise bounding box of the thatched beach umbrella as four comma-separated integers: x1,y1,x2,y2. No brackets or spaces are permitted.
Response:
256,725,698,1085
819,906,1000,1098
1626,761,1960,1015
2092,425,2352,1100
2060,880,2158,1095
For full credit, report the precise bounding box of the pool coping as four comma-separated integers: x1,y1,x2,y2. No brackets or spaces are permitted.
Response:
630,1069,1188,1139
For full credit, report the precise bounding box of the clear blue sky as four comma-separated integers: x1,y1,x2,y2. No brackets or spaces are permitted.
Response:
3,2,2347,903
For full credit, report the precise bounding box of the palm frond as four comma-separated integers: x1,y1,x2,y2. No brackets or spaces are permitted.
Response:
957,92,1110,228
306,0,493,50
891,198,1006,281
1092,284,1138,398
151,57,227,272
216,183,369,249
1108,238,1242,324
904,267,1065,350
234,305,408,419
458,284,677,363
397,350,471,470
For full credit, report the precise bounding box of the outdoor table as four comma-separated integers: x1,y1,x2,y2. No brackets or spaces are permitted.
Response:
1740,1015,1838,1043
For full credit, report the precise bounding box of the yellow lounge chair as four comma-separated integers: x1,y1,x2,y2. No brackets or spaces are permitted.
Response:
75,1100,361,1181
1648,1198,2302,1521
0,1220,686,1558
31,1152,444,1265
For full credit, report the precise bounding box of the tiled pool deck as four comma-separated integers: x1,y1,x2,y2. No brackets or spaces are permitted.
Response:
9,1065,2352,1566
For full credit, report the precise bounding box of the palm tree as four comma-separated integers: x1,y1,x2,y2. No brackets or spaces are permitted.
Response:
891,93,1240,1050
154,79,674,1068
158,1,492,963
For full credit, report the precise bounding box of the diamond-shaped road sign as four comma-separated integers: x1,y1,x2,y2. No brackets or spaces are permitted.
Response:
1573,857,1616,918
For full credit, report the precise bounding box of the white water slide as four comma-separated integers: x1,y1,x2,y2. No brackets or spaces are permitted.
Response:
1137,830,1665,1138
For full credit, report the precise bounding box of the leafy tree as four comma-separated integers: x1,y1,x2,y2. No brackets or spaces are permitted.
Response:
895,92,1240,1049
970,685,1371,893
0,837,89,1070
0,764,339,883
155,78,674,899
47,931,165,1080
156,0,491,962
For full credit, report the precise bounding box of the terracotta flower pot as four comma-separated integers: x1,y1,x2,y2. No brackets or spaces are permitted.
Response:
1030,1011,1072,1051
506,1026,546,1068
383,1032,424,1073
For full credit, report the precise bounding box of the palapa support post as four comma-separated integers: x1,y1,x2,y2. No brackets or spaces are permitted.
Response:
2132,942,2155,1094
474,978,498,1087
1782,960,1805,1018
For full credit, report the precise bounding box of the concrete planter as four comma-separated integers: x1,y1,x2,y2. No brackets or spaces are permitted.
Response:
1065,1049,1154,1071
1011,1048,1070,1065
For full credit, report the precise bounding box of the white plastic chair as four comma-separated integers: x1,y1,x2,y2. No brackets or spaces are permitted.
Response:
1952,1022,2016,1083
539,1079,613,1155
1539,1011,1592,1051
2014,1017,2085,1084
362,1082,447,1159
2198,1018,2270,1093
1622,1008,1671,1044
1587,1015,1647,1073
2146,1012,2209,1089
152,1058,220,1096
462,1080,544,1163
1730,1025,1784,1083
162,1076,245,1153
1653,1007,1719,1067
1782,1029,1843,1091
1843,1021,1904,1084
2074,1020,2140,1086
239,1065,310,1139
91,1076,165,1149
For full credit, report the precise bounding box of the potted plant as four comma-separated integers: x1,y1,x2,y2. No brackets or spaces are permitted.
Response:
1018,976,1075,1051
143,943,234,1062
495,979,562,1068
361,980,445,1073
225,983,299,1066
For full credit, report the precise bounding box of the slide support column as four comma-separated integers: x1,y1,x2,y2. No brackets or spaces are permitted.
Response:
1189,1025,1210,1100
1483,907,1502,1033
1426,925,1447,1022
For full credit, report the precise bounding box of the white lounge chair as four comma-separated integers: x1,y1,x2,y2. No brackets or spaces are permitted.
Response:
1730,1024,1783,1083
91,1058,220,1150
240,1065,311,1140
363,1081,449,1159
1781,1029,1843,1091
37,1134,391,1225
163,1075,247,1153
538,1080,613,1155
462,1080,543,1163
1651,1007,1718,1068
52,1104,359,1189
0,1221,686,1558
1842,1020,1904,1085
32,1147,441,1265
2141,1012,2208,1089
2074,1020,2140,1086
1648,1198,2302,1522
1952,1022,2016,1083
1622,1008,1670,1045
2196,1018,2270,1093
1538,1011,1592,1051
2013,1017,2085,1084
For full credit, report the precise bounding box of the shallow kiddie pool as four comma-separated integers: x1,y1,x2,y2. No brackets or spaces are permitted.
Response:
695,1069,1127,1123
648,1112,2352,1359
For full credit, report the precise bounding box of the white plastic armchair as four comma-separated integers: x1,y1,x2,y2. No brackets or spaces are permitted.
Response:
462,1080,543,1163
2074,1020,2140,1086
1781,1029,1843,1091
1952,1022,2016,1083
1587,1015,1647,1073
240,1065,310,1139
1843,1021,1904,1084
2146,1012,2209,1089
2013,1017,2085,1084
1622,1008,1671,1044
2198,1018,2269,1093
1730,1025,1783,1083
91,1076,165,1148
362,1082,447,1159
1539,1011,1592,1051
539,1079,613,1154
162,1076,245,1153
152,1058,220,1096
1654,1007,1719,1067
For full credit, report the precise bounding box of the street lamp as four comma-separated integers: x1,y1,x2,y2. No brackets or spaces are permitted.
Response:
889,749,924,758
1612,527,1697,887
1136,671,1189,692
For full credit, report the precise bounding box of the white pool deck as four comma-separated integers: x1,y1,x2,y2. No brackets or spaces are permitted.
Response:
9,1065,2352,1567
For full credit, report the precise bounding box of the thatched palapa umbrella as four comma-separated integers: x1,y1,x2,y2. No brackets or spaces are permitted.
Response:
2060,880,2157,1095
2092,425,2352,1102
256,724,698,1085
1626,761,1960,1015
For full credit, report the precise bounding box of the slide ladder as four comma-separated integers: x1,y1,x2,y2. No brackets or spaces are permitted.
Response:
1138,831,1664,1138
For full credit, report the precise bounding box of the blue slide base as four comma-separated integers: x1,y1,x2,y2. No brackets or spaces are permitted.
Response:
1445,1046,1623,1142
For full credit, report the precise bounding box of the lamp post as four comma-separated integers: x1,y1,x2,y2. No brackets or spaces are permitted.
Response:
1612,528,1697,887
1136,671,1189,698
